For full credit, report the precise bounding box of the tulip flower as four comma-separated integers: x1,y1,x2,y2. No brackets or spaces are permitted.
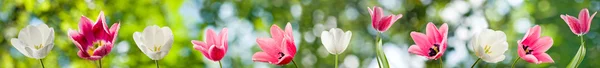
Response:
68,11,120,68
369,6,403,32
320,28,352,68
252,23,298,67
560,8,596,36
11,23,54,68
133,25,173,68
408,22,447,67
514,25,554,64
470,29,508,67
192,28,228,68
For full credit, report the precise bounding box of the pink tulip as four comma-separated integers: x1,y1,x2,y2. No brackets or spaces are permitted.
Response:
192,28,229,61
560,8,596,36
408,22,448,60
252,23,297,65
517,25,554,64
68,11,120,60
369,6,403,32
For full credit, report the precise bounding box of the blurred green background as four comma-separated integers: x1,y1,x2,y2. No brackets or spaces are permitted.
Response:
1,0,600,68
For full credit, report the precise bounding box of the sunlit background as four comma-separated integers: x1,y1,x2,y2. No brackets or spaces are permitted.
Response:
1,0,600,68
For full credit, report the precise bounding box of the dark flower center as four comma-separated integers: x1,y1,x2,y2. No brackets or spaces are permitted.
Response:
523,45,533,54
278,52,285,59
428,44,440,56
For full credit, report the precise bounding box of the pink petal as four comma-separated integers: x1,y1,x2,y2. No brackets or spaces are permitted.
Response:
377,15,395,32
256,38,280,58
252,52,278,64
282,36,296,57
205,29,217,46
285,23,294,38
276,55,294,65
408,45,428,56
79,16,96,43
92,42,113,57
218,28,229,51
96,11,107,28
410,32,431,52
208,45,226,61
108,23,120,42
582,9,596,34
534,53,554,63
77,50,90,59
531,37,553,54
92,20,109,41
517,43,527,58
426,22,441,44
522,25,541,45
521,55,539,64
439,23,449,39
69,30,88,50
270,24,285,43
370,6,383,29
192,40,210,50
561,15,582,35
192,40,213,60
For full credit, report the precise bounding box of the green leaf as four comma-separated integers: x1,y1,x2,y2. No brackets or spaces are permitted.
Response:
375,38,390,68
566,44,586,68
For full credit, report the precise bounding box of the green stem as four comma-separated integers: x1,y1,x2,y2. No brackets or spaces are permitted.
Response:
471,58,480,68
292,60,299,68
98,59,102,68
39,59,45,68
511,57,519,68
155,60,159,68
375,33,382,68
219,61,222,68
439,58,443,68
577,36,586,67
335,54,338,68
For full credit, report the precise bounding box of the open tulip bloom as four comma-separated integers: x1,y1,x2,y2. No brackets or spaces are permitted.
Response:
252,23,298,67
192,28,228,68
320,28,352,68
68,11,120,68
470,29,508,67
512,25,554,66
11,23,54,68
133,25,173,68
408,22,448,67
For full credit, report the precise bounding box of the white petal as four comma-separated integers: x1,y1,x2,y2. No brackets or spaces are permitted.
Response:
32,43,53,59
43,27,54,47
143,26,158,47
27,25,43,46
321,30,335,54
336,30,352,54
11,39,33,58
483,55,505,63
134,32,151,56
153,27,165,46
18,26,32,46
159,27,174,59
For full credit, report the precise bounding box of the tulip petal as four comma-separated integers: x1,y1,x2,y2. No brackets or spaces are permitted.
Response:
534,53,554,63
410,32,431,51
93,42,113,57
68,30,87,50
17,26,32,46
205,29,217,47
217,28,228,51
408,45,427,56
108,23,120,41
160,27,174,55
11,39,33,58
521,55,539,64
270,25,285,42
252,52,278,64
339,30,352,54
321,30,335,54
285,23,294,39
192,40,212,60
208,45,226,61
561,15,582,35
532,37,553,53
28,25,43,46
282,36,297,56
522,25,541,45
256,38,280,57
426,22,440,44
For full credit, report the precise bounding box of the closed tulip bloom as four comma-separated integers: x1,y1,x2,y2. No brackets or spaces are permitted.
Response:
68,11,120,60
133,25,174,60
11,24,54,59
408,22,448,60
252,23,297,65
369,6,403,32
471,29,508,63
192,28,228,61
321,28,352,55
517,25,554,64
560,8,596,36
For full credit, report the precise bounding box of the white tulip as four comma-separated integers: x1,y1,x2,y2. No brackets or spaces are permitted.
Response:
133,25,174,60
321,28,352,55
11,24,54,59
471,29,508,63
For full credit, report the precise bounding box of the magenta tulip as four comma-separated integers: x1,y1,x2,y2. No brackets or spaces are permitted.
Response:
192,28,229,61
517,25,554,64
408,22,448,60
560,8,596,36
68,11,120,60
369,6,403,32
252,23,297,65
